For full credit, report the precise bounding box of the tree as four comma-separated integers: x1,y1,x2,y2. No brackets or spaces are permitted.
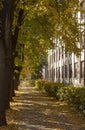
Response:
0,0,15,126
21,0,81,53
0,0,24,126
18,0,83,79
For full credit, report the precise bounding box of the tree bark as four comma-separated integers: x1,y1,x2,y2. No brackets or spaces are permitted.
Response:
0,0,15,126
0,40,7,126
0,0,24,126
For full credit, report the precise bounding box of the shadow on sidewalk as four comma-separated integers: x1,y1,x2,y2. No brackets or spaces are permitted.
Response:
1,84,85,130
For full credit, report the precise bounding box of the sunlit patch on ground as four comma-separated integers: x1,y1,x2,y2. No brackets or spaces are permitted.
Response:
0,81,85,130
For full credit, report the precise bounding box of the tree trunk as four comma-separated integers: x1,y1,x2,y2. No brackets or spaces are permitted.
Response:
0,0,15,125
0,0,24,125
1,0,15,107
0,41,7,126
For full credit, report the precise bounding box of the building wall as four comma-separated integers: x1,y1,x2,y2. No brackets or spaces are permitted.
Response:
42,0,85,86
47,42,85,86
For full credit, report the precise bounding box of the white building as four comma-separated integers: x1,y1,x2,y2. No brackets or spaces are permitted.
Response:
47,41,85,86
43,0,85,87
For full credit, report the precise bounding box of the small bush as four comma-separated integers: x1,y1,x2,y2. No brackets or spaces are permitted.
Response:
30,80,35,87
35,79,46,90
35,80,64,99
57,86,85,113
35,80,85,114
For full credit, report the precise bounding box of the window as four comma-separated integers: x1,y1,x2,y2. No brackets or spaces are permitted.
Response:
62,66,64,78
50,69,51,78
50,55,51,64
65,52,67,57
52,54,53,63
69,51,72,56
54,52,55,62
69,64,72,78
80,1,84,20
65,65,67,78
81,61,84,78
56,50,57,61
81,32,84,48
52,53,54,63
65,48,68,57
59,48,60,60
58,67,60,79
53,68,55,79
51,69,53,81
56,68,57,78
74,63,78,78
62,47,64,58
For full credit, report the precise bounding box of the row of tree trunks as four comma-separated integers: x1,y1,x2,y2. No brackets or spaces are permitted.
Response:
0,0,24,126
0,0,17,126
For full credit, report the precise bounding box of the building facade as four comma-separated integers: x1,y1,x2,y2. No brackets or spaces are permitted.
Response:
43,0,85,87
47,42,85,86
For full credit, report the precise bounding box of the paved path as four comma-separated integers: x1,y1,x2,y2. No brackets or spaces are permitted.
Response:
1,81,85,130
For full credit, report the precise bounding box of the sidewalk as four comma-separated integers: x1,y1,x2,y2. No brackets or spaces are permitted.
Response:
1,81,85,130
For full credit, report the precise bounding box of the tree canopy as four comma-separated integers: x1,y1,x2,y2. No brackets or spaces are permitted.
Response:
14,0,83,77
0,0,84,77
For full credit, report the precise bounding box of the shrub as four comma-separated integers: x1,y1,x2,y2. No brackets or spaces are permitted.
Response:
35,80,63,99
35,80,85,114
57,86,85,113
29,80,35,87
74,87,85,111
35,79,47,90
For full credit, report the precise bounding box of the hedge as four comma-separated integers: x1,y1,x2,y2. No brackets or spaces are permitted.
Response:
35,79,85,114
